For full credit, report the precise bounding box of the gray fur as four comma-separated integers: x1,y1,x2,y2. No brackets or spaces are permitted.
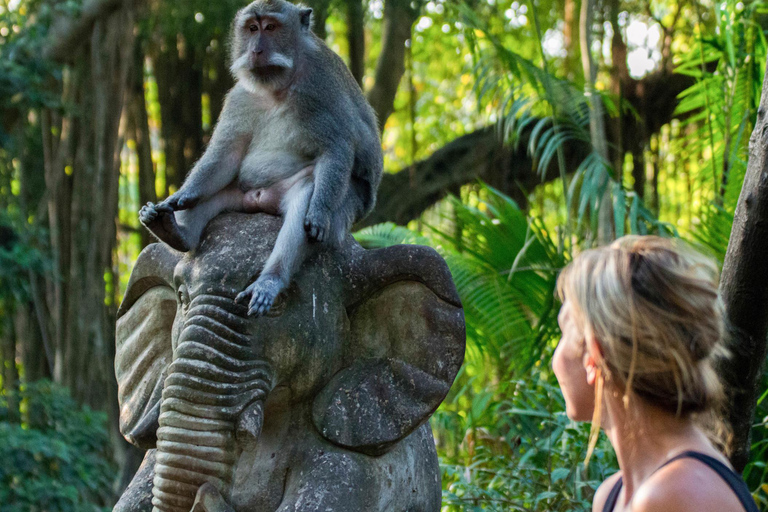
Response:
139,0,382,317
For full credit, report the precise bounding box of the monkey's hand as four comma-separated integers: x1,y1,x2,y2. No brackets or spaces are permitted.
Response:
163,189,201,211
304,206,331,243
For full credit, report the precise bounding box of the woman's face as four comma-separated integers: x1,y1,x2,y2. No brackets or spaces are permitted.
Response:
553,300,595,422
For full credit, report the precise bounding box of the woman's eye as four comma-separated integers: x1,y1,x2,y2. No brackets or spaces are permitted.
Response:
265,23,275,31
249,24,258,32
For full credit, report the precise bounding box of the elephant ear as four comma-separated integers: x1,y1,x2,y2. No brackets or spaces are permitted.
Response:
312,244,465,456
115,243,181,449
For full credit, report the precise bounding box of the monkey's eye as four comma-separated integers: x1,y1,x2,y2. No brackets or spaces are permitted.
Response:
249,24,258,32
264,23,275,31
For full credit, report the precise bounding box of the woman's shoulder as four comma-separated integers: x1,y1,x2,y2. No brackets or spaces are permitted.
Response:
632,454,746,512
592,471,622,512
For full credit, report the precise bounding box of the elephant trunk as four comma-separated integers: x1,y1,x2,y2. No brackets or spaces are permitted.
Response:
151,295,274,512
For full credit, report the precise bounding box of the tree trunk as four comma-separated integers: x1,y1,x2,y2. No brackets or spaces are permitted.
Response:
347,0,366,87
205,44,234,131
153,38,204,193
128,39,156,248
719,54,768,473
40,12,137,494
366,0,421,129
17,302,51,383
305,0,332,40
580,0,614,244
1,313,20,423
562,0,578,79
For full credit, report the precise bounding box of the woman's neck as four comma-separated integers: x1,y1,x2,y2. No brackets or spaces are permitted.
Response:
603,393,713,504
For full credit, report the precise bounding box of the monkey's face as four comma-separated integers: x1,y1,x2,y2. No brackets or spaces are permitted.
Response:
230,0,314,91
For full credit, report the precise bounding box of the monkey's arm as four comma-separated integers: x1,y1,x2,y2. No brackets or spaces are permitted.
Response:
304,143,354,242
163,88,254,211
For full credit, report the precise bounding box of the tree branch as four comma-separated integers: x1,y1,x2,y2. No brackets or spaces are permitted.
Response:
361,125,590,227
366,67,695,227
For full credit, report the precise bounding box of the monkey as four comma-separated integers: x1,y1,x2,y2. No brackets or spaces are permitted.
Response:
139,0,382,317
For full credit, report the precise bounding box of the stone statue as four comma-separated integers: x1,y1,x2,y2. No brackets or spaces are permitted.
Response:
114,213,465,512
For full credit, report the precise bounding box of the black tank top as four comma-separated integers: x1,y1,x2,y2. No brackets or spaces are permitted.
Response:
602,451,758,512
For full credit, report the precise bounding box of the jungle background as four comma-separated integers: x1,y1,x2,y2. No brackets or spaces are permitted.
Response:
2,0,768,509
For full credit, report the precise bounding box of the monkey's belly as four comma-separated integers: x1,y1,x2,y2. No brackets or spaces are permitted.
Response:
238,150,314,189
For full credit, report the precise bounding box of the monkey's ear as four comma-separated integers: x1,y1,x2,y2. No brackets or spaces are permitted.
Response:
115,243,181,449
312,245,465,456
299,7,313,29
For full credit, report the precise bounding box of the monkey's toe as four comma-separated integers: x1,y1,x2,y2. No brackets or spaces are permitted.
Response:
139,204,158,224
235,289,252,305
304,219,328,243
248,291,274,317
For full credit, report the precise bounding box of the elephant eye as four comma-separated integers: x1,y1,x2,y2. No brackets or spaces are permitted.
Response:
177,285,190,312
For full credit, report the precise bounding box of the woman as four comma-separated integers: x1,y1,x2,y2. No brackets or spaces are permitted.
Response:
553,236,758,512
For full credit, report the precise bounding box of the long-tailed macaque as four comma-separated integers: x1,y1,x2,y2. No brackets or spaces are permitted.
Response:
140,0,382,316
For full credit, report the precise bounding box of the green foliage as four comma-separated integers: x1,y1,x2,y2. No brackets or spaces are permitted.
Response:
0,211,48,324
0,0,68,137
437,372,616,511
432,186,564,372
0,381,116,512
673,0,767,209
458,4,675,242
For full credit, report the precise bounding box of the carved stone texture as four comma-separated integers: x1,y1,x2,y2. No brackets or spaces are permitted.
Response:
114,212,465,512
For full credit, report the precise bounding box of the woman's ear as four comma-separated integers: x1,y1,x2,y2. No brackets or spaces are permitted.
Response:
584,334,604,386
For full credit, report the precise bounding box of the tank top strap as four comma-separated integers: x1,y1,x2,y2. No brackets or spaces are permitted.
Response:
602,476,624,512
654,451,758,512
600,451,758,512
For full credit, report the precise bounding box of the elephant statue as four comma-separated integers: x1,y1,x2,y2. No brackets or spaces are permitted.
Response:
114,212,465,512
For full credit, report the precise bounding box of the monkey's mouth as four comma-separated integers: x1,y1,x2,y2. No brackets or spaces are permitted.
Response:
252,65,287,81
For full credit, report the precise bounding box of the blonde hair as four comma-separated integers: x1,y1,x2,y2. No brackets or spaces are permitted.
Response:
557,236,729,463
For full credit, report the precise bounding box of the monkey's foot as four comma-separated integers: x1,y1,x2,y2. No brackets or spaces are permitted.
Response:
139,202,191,252
190,482,235,512
235,274,284,317
304,208,331,243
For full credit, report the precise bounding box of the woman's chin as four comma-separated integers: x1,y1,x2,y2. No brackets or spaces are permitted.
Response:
565,404,593,423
